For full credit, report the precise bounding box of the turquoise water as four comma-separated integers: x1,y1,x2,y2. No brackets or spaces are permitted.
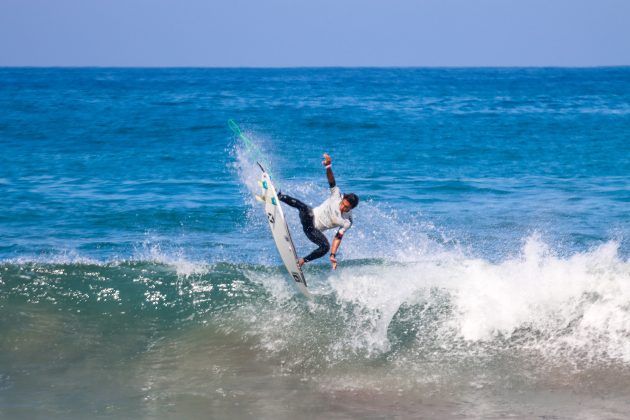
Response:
1,68,630,418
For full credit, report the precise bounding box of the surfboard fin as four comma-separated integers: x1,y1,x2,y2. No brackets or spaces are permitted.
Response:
255,195,265,203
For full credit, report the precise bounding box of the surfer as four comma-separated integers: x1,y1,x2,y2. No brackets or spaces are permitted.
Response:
277,154,359,270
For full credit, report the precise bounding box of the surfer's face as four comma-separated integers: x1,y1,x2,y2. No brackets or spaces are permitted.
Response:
340,199,352,213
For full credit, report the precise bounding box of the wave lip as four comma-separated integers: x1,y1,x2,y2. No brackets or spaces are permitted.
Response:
311,236,630,369
443,238,629,363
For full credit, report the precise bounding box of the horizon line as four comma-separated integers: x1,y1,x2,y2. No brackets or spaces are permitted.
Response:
1,64,629,70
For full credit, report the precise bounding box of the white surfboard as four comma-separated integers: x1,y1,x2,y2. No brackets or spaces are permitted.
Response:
255,163,310,296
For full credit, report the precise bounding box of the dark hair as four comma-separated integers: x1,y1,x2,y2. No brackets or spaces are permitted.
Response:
344,193,359,209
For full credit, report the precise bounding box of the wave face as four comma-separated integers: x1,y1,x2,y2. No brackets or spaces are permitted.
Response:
2,241,630,416
3,236,629,371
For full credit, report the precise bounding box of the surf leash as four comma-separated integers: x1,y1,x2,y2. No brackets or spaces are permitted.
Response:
228,119,276,181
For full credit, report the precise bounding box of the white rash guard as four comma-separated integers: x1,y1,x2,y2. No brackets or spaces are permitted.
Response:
312,186,353,235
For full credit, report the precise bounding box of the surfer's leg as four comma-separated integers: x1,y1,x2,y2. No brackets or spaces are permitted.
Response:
304,223,330,262
278,192,328,261
277,192,310,213
278,192,314,227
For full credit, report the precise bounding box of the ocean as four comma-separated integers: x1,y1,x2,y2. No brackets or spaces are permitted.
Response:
1,67,629,419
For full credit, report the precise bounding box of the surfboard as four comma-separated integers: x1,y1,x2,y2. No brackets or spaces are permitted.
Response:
255,163,310,296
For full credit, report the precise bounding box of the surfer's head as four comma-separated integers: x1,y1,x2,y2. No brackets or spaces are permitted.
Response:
340,193,359,212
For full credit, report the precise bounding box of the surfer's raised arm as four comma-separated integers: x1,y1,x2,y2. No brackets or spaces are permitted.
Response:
323,153,336,188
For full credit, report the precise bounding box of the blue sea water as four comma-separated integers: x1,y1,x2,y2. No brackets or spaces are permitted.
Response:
1,68,630,418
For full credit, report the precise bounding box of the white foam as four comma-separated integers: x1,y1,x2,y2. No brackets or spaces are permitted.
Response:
132,239,210,277
323,235,630,363
3,251,101,266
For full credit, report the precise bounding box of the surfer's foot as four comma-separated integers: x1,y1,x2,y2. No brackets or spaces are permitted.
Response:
277,191,289,204
298,258,305,267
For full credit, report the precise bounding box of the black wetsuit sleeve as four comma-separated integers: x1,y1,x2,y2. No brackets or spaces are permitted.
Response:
326,167,336,189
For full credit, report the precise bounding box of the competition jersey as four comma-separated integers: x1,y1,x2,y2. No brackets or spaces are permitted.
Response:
312,186,353,235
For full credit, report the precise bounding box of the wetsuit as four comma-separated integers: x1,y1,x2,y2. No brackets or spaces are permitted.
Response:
278,185,353,263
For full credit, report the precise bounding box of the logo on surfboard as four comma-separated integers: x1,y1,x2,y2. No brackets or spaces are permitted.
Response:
291,272,303,284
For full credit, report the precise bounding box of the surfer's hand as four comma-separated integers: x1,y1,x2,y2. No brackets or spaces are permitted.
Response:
330,254,337,270
298,258,305,267
322,154,332,167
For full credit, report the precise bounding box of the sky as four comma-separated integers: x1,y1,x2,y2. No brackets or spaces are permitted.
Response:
1,0,629,67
